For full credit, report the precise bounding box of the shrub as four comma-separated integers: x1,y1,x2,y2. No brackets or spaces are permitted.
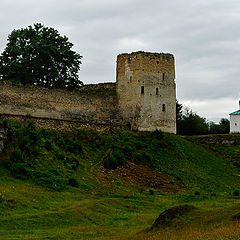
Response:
10,149,24,163
68,177,79,187
45,140,52,151
152,129,164,140
119,144,134,160
35,168,68,191
12,162,33,179
66,156,80,170
65,138,83,154
40,128,52,138
103,150,126,170
194,191,200,196
19,136,29,151
28,128,39,143
233,190,240,196
135,152,152,164
56,151,65,161
0,119,8,129
149,189,154,195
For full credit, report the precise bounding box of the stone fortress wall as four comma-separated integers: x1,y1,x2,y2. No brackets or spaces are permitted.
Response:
0,81,125,131
0,51,176,133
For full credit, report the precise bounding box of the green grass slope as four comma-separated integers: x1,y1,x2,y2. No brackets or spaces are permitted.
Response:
0,120,240,239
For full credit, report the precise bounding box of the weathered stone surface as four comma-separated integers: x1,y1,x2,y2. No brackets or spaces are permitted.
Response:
0,114,127,132
117,51,176,133
0,51,176,133
0,82,123,126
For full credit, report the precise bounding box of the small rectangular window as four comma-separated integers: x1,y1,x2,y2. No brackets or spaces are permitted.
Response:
156,88,159,95
163,73,165,81
141,86,144,94
162,104,166,112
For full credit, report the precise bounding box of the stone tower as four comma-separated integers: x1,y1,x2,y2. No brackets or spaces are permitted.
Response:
116,51,176,133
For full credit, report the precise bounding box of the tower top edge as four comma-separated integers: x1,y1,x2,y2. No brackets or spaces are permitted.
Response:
117,51,174,59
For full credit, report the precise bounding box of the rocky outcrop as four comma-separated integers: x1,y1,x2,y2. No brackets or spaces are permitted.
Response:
0,128,7,152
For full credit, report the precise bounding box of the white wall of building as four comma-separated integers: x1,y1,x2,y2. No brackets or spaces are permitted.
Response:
230,115,240,133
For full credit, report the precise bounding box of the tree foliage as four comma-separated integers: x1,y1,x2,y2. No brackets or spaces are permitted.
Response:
176,101,230,135
209,118,230,134
177,106,209,135
0,23,82,88
176,100,183,124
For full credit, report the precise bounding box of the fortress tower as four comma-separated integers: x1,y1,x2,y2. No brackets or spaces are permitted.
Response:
116,51,176,133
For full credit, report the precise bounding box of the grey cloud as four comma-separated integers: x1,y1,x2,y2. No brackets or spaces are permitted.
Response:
0,0,240,121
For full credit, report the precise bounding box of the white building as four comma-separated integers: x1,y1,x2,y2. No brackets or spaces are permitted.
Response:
229,101,240,133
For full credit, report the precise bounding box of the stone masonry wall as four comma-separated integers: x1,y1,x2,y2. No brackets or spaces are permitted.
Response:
116,51,176,133
0,82,125,130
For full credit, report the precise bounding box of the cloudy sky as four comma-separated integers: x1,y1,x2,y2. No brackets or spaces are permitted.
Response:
1,0,240,122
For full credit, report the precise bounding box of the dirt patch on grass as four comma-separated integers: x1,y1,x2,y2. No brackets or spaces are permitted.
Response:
98,161,179,192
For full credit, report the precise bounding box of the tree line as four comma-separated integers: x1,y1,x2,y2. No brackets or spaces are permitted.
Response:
176,100,230,135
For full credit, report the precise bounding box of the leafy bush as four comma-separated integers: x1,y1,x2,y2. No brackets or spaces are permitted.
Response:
56,136,82,154
103,150,126,170
55,136,65,148
12,162,33,179
233,190,240,196
45,140,52,151
68,177,79,187
63,138,83,154
152,129,164,140
149,189,154,195
2,120,83,191
68,156,80,170
135,152,152,164
10,149,24,163
35,168,68,191
55,151,65,161
194,191,200,196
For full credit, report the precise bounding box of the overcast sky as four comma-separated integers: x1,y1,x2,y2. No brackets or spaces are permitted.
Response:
1,0,240,122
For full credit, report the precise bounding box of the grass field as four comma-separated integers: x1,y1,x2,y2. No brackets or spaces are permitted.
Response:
0,120,240,239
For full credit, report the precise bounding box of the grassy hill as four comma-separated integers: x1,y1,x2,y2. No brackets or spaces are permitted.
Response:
1,120,240,239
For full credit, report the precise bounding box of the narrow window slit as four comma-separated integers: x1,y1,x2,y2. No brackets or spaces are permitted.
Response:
162,104,166,112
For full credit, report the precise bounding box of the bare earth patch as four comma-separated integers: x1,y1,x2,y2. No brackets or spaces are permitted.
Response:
97,161,179,192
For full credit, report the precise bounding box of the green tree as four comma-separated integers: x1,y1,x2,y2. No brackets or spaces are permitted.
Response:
209,118,230,134
209,121,221,134
176,100,183,122
219,118,230,133
177,106,209,135
0,23,82,88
